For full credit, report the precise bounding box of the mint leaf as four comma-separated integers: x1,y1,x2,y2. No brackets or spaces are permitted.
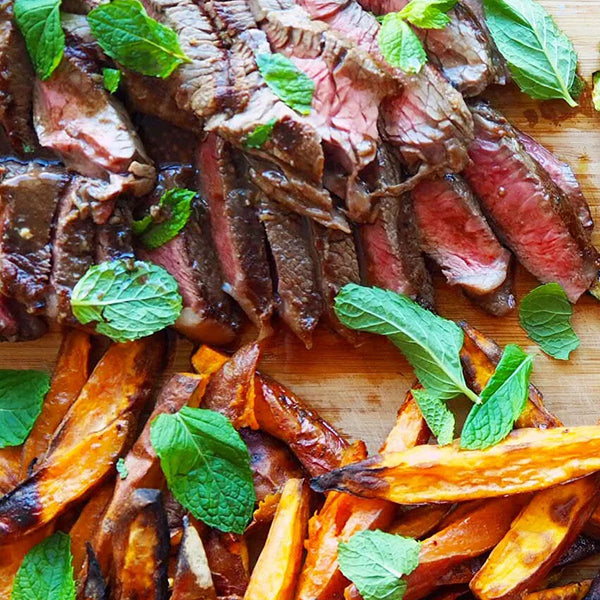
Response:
14,0,64,80
0,370,50,448
592,72,600,112
151,407,256,534
71,259,182,342
483,0,578,106
244,119,277,149
335,285,478,402
519,283,579,360
103,67,121,93
570,74,585,99
412,389,454,445
399,0,458,29
87,0,189,78
338,530,421,600
134,188,195,249
377,14,427,73
255,53,314,115
116,458,128,480
11,532,75,600
461,345,533,450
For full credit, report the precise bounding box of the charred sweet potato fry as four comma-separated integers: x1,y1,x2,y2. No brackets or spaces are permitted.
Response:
557,535,600,567
0,448,22,495
389,504,453,539
523,581,592,600
94,372,205,574
380,391,430,453
245,478,310,600
171,517,217,600
312,427,600,504
470,476,600,600
203,528,250,597
80,543,109,600
404,495,529,600
21,329,91,476
112,488,170,600
191,345,228,377
70,482,114,575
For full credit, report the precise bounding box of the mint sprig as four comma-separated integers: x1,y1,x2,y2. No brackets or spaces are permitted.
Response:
103,67,122,94
244,119,277,149
150,407,256,534
412,389,454,445
399,0,458,28
338,530,421,600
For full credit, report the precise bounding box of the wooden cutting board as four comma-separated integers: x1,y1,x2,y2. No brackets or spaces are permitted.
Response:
4,0,600,578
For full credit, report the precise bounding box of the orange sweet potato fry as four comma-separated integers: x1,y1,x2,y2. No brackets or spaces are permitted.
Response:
245,478,310,600
21,329,91,476
191,345,228,377
0,447,22,495
470,476,600,600
312,427,600,504
380,390,430,453
389,504,453,539
112,488,170,600
523,581,593,600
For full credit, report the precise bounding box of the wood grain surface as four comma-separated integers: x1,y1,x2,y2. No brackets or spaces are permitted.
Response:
5,0,600,548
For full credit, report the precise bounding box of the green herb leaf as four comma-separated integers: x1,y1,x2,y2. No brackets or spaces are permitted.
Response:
377,14,427,73
338,530,421,600
519,283,579,359
151,407,256,534
116,457,128,480
0,370,50,448
399,0,458,29
483,0,578,106
87,0,189,78
569,74,585,100
103,67,121,93
255,53,314,115
593,72,600,112
335,284,478,402
14,0,64,80
244,119,277,149
11,532,75,600
412,389,454,445
461,344,533,450
71,259,182,342
133,188,195,249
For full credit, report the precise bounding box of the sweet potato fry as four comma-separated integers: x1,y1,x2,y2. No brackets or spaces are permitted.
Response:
470,476,600,600
21,329,91,476
80,543,109,600
523,581,592,600
557,535,600,567
380,391,430,453
191,345,228,377
404,495,529,600
203,529,250,597
202,342,260,429
171,517,217,600
312,427,600,504
70,482,114,575
245,478,310,600
112,488,170,600
0,447,22,495
254,375,348,476
389,504,453,539
94,372,206,573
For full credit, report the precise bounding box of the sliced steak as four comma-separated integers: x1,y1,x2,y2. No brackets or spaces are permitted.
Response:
48,176,95,323
33,48,156,206
0,295,47,341
464,102,598,303
517,131,593,236
197,134,274,335
311,222,361,341
412,175,513,311
359,147,434,307
94,199,135,263
142,0,248,121
0,162,69,312
0,1,36,154
259,196,322,348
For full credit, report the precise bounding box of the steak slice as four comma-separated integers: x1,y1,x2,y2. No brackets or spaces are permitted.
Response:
412,175,513,308
0,162,69,312
517,131,593,236
0,0,36,154
33,48,156,207
94,199,135,263
359,147,434,307
259,196,322,348
0,295,47,342
198,134,274,335
48,176,95,323
464,102,598,303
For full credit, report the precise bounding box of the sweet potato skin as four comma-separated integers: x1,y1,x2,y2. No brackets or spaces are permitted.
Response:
112,488,170,600
204,529,250,597
312,427,600,504
470,476,600,600
244,478,310,600
389,504,453,539
523,581,592,600
21,329,91,476
80,543,109,600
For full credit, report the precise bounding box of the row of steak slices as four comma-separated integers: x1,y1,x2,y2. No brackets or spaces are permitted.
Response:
0,0,597,346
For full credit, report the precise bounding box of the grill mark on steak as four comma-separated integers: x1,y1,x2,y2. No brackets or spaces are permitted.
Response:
464,102,599,303
259,196,322,348
0,161,69,312
0,295,47,342
197,134,275,334
412,175,513,311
